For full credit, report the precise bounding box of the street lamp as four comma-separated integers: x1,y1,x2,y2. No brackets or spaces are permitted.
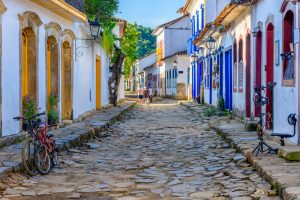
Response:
252,26,261,37
206,36,216,53
173,59,178,68
88,18,102,39
191,54,198,63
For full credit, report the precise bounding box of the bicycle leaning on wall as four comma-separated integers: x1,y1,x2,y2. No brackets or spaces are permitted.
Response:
13,112,58,175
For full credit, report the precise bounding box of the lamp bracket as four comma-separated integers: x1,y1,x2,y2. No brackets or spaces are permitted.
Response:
75,38,95,58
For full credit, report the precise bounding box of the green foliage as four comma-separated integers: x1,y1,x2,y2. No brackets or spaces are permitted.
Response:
47,95,59,125
84,0,119,29
217,96,225,112
121,23,140,78
22,96,37,121
48,94,58,107
102,25,116,56
47,109,59,126
204,106,216,117
136,25,156,58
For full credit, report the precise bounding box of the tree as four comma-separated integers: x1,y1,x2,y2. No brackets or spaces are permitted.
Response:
121,23,140,78
84,0,119,29
136,25,156,58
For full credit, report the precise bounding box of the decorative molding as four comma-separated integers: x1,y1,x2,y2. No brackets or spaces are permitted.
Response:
265,14,274,30
19,11,43,28
0,0,6,14
45,22,62,34
62,29,76,41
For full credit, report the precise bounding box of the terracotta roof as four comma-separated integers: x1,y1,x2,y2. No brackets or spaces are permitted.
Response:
194,0,259,45
193,23,213,45
161,50,187,61
143,63,157,71
153,14,190,35
181,0,192,14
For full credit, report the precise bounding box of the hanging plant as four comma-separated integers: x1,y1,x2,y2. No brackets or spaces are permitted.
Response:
22,95,37,121
47,94,59,125
102,28,115,56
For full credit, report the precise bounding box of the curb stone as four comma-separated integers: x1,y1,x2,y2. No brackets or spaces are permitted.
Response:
180,102,300,199
0,102,136,177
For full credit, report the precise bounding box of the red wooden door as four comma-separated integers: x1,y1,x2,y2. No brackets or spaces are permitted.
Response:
245,34,251,118
266,24,274,129
255,31,262,117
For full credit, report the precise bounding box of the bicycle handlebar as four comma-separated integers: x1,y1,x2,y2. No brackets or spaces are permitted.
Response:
13,112,46,121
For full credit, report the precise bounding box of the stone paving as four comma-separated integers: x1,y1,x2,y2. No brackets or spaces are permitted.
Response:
0,102,135,176
0,99,280,199
181,101,300,200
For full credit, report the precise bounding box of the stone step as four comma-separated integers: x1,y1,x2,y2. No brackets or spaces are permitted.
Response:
278,146,300,161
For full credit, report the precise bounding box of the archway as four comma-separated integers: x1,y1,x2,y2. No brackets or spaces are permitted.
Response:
46,36,59,111
255,31,262,117
22,28,37,103
266,23,274,129
62,41,72,120
245,33,251,118
96,56,101,110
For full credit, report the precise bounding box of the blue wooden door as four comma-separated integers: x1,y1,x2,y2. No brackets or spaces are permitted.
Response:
220,52,224,97
197,61,201,97
225,49,233,110
209,57,212,104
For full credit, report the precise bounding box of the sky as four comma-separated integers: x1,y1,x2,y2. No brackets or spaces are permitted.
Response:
116,0,186,28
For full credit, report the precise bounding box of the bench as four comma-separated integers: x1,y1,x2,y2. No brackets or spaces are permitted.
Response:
271,114,297,146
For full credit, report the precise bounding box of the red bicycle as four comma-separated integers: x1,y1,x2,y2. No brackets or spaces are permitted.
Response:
13,112,58,175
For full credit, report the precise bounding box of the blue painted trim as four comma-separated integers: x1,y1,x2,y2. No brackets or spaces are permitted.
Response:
209,57,213,104
220,52,224,97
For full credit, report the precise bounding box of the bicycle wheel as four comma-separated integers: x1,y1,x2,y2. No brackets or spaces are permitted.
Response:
35,146,51,175
21,139,38,176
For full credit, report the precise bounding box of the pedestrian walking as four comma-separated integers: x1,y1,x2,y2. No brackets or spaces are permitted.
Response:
137,85,144,104
149,87,153,103
144,87,150,105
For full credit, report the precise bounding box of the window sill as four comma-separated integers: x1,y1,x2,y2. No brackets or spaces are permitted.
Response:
282,79,295,87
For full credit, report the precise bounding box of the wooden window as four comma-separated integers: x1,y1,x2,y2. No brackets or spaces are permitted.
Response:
238,38,243,92
282,10,295,85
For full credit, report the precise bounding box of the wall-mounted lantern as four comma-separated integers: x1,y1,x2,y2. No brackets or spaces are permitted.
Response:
206,36,216,53
252,26,261,37
88,18,102,39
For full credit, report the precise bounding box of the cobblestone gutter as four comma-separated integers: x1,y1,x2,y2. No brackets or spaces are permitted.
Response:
180,102,300,200
0,102,136,177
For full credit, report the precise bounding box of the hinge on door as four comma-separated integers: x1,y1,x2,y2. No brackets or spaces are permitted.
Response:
265,65,267,71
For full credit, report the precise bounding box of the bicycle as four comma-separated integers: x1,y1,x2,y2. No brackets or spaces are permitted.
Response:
13,112,58,175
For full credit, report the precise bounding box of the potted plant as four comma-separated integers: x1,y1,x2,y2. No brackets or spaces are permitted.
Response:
22,95,37,131
47,95,59,126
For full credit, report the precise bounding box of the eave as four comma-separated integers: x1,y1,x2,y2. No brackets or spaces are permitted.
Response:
194,1,256,45
30,0,87,22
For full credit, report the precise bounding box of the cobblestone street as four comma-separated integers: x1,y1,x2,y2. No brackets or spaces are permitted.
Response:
2,100,279,200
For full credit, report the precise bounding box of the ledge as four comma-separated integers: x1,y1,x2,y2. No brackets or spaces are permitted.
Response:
30,0,87,22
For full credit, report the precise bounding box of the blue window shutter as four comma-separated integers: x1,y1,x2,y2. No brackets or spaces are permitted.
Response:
196,11,200,33
201,4,205,30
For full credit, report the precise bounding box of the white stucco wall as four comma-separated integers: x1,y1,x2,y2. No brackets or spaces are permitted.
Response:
1,0,112,136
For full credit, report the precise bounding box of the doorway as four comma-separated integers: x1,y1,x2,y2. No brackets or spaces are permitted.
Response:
255,31,262,117
96,56,101,110
266,23,274,129
62,41,72,120
245,33,251,118
225,49,233,110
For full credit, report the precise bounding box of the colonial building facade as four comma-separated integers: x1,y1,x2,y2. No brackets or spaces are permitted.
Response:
184,0,300,144
0,0,126,137
153,14,191,99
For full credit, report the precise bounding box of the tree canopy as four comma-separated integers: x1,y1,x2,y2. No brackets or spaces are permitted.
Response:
84,0,119,29
136,25,156,58
121,23,140,78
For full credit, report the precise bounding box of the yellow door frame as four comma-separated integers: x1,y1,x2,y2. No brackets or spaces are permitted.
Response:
22,31,28,98
96,56,101,110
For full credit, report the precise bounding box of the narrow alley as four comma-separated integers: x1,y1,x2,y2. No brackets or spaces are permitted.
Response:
2,100,278,200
